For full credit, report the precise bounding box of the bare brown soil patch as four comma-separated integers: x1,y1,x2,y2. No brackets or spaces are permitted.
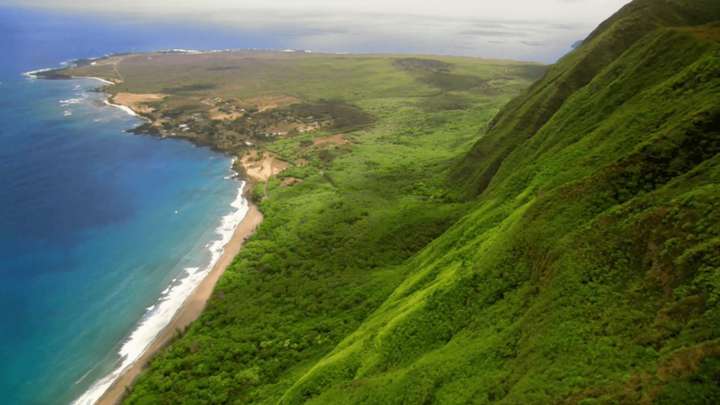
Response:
209,108,244,121
240,150,289,182
676,25,720,42
112,93,166,114
244,95,300,112
281,177,303,187
313,134,349,146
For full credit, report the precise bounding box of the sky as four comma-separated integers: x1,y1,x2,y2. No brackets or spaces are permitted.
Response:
1,0,633,62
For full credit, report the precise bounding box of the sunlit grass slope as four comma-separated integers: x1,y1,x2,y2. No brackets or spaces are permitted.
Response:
107,54,542,403
275,1,720,403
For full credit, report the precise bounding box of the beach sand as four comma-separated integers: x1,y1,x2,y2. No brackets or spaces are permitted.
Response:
96,203,263,405
110,93,166,114
81,81,266,404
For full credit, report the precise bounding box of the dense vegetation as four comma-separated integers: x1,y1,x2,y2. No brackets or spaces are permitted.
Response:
86,0,720,403
274,1,720,403
70,53,534,403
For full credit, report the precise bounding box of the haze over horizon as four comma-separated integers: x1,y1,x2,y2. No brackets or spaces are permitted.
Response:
3,0,720,403
1,0,632,62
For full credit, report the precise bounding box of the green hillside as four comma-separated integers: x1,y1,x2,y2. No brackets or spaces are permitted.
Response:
98,54,539,404
123,0,720,403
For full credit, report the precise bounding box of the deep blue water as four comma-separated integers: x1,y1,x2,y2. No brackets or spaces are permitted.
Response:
0,7,263,404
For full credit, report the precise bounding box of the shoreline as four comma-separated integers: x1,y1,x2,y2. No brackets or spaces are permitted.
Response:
103,99,143,119
57,74,265,404
95,203,263,405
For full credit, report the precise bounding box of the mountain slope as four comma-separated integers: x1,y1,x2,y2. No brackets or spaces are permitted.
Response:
105,55,541,404
277,1,720,403
451,0,720,199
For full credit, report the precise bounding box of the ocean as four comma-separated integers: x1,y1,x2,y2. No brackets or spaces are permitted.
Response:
0,7,264,404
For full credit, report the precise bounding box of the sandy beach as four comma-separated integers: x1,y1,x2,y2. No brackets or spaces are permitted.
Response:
75,77,267,405
96,203,263,405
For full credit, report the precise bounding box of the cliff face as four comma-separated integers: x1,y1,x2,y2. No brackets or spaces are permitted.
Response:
279,1,720,403
452,0,720,199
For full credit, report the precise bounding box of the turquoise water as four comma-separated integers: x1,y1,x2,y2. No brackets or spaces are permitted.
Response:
0,7,257,405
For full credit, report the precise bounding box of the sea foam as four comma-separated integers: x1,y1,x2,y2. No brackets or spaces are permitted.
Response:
87,76,114,85
72,182,249,405
60,98,83,105
22,67,53,79
103,99,139,117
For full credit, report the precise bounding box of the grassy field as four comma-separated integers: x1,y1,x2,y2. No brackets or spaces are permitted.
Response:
53,0,720,402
